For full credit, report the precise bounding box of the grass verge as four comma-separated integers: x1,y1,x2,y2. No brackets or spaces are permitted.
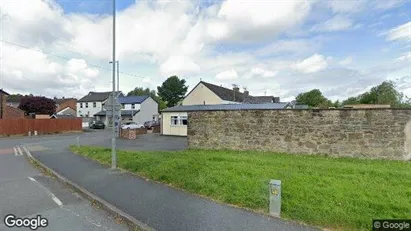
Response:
70,146,411,230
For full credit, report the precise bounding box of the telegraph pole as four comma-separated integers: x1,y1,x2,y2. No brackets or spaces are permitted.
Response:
111,0,117,169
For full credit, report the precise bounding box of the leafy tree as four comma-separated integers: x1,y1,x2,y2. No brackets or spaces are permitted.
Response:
157,76,188,107
342,96,361,105
342,81,407,107
332,100,341,108
127,87,167,110
18,96,56,115
295,89,331,108
7,94,24,102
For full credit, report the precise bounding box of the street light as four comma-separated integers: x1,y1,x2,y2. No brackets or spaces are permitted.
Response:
109,61,119,91
109,60,121,139
111,0,117,169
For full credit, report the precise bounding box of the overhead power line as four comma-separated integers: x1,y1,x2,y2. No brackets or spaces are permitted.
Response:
0,39,147,79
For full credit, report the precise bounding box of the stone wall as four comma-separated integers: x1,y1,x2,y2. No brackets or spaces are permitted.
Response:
187,109,411,160
120,128,147,139
152,125,161,133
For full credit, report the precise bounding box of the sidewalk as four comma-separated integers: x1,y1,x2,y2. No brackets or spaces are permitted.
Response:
31,148,319,231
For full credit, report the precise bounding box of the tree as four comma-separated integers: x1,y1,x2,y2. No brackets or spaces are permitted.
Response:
295,89,331,108
342,81,406,107
18,96,56,115
127,87,167,110
157,76,188,107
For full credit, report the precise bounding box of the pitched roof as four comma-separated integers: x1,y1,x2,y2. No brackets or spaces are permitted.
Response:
94,110,140,116
199,81,277,103
161,103,290,112
54,98,77,105
78,91,122,102
118,96,149,104
0,89,10,96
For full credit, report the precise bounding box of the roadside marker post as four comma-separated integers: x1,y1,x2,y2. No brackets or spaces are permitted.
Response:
269,179,281,217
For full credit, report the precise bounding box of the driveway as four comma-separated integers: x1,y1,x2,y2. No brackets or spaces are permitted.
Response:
114,133,187,151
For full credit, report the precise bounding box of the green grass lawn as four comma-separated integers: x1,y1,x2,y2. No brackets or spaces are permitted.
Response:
70,146,411,230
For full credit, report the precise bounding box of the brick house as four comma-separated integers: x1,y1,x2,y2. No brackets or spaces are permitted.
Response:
0,89,25,119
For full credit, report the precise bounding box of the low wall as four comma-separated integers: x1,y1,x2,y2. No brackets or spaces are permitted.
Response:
0,118,82,136
120,128,147,139
187,109,411,160
152,125,161,133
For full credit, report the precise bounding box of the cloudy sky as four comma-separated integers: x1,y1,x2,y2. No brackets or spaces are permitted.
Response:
0,0,410,102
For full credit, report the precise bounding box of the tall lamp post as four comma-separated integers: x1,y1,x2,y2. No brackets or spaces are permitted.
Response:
109,61,120,91
109,60,120,138
111,0,117,169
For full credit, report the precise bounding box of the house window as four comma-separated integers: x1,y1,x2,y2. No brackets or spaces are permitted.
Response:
179,116,188,125
85,103,88,108
171,116,178,125
131,104,135,109
80,103,83,108
93,102,96,108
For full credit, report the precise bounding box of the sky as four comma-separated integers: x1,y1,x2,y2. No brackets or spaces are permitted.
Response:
0,0,410,102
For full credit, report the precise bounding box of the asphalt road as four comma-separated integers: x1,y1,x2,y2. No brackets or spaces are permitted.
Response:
0,140,129,231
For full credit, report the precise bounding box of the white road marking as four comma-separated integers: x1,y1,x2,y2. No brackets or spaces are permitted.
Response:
17,146,23,156
22,146,33,158
13,147,18,156
27,177,63,207
61,207,105,229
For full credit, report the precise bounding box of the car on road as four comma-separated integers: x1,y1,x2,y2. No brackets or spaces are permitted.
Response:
89,120,105,129
144,120,160,129
121,122,145,129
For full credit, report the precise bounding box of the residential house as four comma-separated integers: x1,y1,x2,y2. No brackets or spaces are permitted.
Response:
6,97,20,108
182,81,280,106
77,91,123,119
94,95,158,126
161,103,291,136
160,81,281,136
54,98,77,118
0,89,25,119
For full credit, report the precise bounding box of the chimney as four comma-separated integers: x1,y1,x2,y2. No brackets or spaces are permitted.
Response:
233,86,239,92
243,87,249,97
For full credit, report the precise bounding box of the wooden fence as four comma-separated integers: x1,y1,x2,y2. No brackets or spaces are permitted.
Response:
0,118,82,136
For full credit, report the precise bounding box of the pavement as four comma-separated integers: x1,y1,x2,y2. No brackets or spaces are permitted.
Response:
0,144,130,231
8,130,318,231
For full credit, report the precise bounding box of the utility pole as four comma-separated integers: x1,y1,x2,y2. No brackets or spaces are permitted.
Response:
111,0,117,169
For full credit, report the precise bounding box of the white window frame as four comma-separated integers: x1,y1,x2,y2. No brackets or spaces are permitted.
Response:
179,116,188,126
170,116,179,126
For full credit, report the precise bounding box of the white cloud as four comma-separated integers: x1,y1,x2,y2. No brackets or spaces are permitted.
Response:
245,67,278,79
0,43,99,97
373,0,407,10
396,52,411,62
0,0,409,102
208,0,312,42
215,69,239,80
328,0,367,13
339,57,353,66
311,15,355,32
294,54,328,73
160,56,200,76
386,21,411,41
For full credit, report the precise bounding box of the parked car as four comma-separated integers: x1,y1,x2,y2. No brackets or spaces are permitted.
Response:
121,122,144,129
144,120,159,129
89,120,105,129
